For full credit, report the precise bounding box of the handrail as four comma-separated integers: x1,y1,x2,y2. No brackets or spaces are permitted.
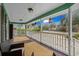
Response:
29,31,68,36
41,31,68,36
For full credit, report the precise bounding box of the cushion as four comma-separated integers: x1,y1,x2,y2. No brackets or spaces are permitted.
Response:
1,40,11,52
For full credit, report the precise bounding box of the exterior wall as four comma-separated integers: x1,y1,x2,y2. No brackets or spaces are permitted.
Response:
0,4,2,56
1,5,6,42
0,5,1,43
0,4,9,42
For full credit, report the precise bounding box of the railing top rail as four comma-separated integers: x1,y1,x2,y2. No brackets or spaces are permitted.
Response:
41,31,68,36
42,32,68,35
28,31,68,36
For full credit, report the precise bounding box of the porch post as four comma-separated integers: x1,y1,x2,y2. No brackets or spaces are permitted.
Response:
40,20,42,42
68,7,75,55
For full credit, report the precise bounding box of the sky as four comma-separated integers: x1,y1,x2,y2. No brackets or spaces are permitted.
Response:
34,14,65,26
51,14,65,25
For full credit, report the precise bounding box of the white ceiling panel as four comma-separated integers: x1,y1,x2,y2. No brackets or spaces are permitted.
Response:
4,3,64,23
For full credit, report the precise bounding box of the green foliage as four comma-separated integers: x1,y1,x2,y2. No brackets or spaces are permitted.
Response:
57,26,66,32
43,26,49,30
73,16,79,25
32,27,40,31
73,33,79,40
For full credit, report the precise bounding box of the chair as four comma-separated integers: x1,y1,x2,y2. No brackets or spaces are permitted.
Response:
0,40,24,56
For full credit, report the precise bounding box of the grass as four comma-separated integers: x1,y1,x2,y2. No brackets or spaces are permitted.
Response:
73,33,79,40
65,32,79,40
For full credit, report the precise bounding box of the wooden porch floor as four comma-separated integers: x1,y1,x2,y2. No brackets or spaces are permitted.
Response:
12,36,66,56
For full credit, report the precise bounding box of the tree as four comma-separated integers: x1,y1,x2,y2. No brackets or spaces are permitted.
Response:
72,16,79,32
73,16,79,25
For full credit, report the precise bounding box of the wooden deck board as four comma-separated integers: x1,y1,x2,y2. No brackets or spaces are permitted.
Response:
12,36,54,56
12,36,30,43
24,42,54,56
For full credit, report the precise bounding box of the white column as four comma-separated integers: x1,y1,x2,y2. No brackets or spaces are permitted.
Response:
25,24,27,36
68,8,71,56
68,8,75,56
40,21,42,42
1,5,6,42
6,17,9,40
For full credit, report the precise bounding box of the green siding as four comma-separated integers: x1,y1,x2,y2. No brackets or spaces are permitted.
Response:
10,22,27,24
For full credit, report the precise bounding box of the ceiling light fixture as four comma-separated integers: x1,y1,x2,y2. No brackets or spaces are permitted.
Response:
28,8,33,12
19,19,23,21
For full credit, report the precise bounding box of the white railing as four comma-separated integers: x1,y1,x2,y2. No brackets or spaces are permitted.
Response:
26,31,69,55
13,30,26,36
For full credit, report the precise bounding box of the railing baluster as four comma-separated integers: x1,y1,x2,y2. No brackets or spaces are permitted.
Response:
53,34,55,48
53,35,55,47
27,31,68,55
55,35,57,49
56,34,57,49
62,35,63,51
60,35,62,51
52,34,54,47
65,36,67,52
55,34,56,48
57,35,58,50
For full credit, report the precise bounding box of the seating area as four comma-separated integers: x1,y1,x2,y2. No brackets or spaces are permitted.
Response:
0,40,24,56
0,36,56,56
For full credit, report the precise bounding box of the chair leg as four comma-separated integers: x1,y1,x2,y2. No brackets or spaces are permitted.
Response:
31,52,34,56
52,53,56,56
